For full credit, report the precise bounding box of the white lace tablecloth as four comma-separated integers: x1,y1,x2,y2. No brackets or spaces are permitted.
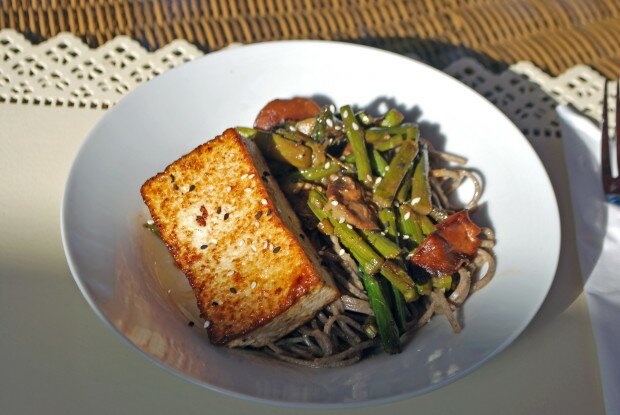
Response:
0,29,613,415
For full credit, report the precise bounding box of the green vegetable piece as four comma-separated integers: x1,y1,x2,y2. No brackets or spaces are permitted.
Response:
362,231,401,259
370,150,388,177
391,284,408,332
356,111,375,126
415,279,432,296
311,106,333,142
359,268,402,354
341,105,373,187
397,205,424,245
363,317,379,339
253,131,312,169
292,162,341,181
411,145,433,215
416,213,436,235
379,208,398,239
374,139,419,208
235,127,257,139
373,134,404,152
396,167,413,203
379,108,405,127
379,260,418,302
432,275,452,290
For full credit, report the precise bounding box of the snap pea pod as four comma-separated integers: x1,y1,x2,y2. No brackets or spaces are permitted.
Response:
370,150,388,177
341,105,373,187
379,108,405,127
397,205,424,245
374,139,419,208
361,231,401,259
359,268,401,354
251,131,313,169
291,161,341,181
373,134,404,152
411,144,433,215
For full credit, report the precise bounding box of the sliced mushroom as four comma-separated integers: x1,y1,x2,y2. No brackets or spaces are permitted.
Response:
254,98,321,131
325,175,379,230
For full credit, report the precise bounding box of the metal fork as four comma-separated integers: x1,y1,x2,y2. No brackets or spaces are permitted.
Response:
602,80,620,205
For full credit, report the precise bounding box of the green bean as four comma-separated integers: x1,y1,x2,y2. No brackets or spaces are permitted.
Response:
374,139,419,208
379,108,405,127
373,134,404,152
253,131,312,169
397,205,424,245
411,145,432,215
341,105,373,187
370,150,388,177
362,231,401,259
359,268,401,354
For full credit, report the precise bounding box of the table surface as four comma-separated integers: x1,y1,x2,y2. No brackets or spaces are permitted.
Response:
0,101,605,413
1,0,620,79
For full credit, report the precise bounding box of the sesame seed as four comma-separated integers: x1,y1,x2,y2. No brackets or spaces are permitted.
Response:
170,174,175,182
249,174,255,179
223,213,230,220
324,162,331,169
146,219,154,225
263,241,268,249
268,243,274,251
380,231,386,236
167,289,171,293
331,200,339,206
200,244,208,249
212,301,219,307
385,166,390,171
406,253,413,260
343,109,349,118
245,188,252,193
225,186,232,192
299,233,305,239
266,209,272,216
411,197,421,205
229,287,237,294
261,198,268,205
361,115,370,123
251,281,257,289
352,122,359,131
329,104,336,113
338,248,345,256
204,320,210,328
404,211,411,220
366,175,372,182
375,177,382,185
188,184,195,191
254,221,260,227
273,246,281,253
188,321,195,327
335,125,342,131
403,235,410,240
226,270,234,277
173,184,179,190
251,245,257,252
394,201,400,207
210,239,218,244
338,217,345,224
318,250,325,256
216,206,222,214
255,211,262,219
241,174,248,180
238,240,245,246
346,224,353,229
326,119,334,127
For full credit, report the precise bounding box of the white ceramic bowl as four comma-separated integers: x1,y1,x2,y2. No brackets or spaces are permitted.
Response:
61,41,560,408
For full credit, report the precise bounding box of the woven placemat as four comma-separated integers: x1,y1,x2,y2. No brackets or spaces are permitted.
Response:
1,0,619,78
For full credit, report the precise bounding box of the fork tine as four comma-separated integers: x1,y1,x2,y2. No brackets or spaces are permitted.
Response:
602,80,611,186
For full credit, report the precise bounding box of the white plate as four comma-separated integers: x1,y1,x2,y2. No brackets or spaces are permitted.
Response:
61,41,560,408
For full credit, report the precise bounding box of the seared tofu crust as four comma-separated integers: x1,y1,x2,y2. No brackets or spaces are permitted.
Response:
141,128,339,346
